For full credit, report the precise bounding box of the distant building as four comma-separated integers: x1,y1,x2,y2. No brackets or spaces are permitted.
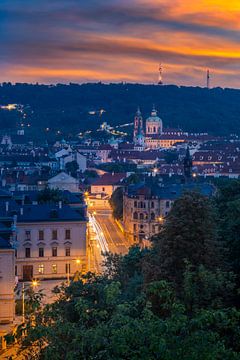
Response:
91,172,127,197
48,172,79,192
132,107,216,150
123,150,214,244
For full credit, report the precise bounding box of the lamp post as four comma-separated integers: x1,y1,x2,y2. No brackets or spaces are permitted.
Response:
22,279,39,323
67,261,70,286
22,282,25,324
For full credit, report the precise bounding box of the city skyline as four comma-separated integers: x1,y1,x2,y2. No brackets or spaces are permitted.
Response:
1,0,240,87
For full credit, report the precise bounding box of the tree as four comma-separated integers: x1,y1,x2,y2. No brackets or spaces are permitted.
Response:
144,192,221,289
65,160,79,176
20,269,240,359
37,188,63,204
110,187,124,220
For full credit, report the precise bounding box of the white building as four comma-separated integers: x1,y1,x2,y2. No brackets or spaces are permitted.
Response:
14,203,87,280
48,172,79,192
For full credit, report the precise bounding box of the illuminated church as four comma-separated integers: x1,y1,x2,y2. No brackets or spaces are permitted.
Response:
133,107,186,149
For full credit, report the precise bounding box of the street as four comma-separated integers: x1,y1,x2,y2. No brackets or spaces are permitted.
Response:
94,210,129,254
88,208,131,273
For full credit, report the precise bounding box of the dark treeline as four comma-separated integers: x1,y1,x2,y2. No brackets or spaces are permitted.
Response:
1,82,240,137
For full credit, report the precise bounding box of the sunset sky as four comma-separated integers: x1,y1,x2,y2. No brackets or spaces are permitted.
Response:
1,0,240,87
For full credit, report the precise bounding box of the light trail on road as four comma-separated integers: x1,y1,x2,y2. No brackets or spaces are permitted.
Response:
88,213,109,253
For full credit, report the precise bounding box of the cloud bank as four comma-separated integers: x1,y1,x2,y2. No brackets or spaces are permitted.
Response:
1,0,240,87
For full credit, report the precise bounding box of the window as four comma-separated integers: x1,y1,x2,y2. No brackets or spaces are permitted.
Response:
39,230,44,241
15,249,17,258
151,213,155,220
15,265,17,276
39,247,44,257
65,247,71,257
25,247,31,258
133,212,138,220
134,201,137,207
65,263,71,274
133,224,137,231
52,230,57,240
166,201,170,208
38,264,44,274
52,247,57,257
102,187,105,192
151,201,154,208
52,264,57,274
139,213,144,220
25,230,31,239
65,229,71,240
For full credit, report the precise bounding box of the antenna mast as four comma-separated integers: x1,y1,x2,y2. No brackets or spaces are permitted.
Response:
206,69,210,89
158,63,163,85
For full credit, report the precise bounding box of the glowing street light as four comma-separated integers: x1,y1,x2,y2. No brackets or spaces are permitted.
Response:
32,279,39,287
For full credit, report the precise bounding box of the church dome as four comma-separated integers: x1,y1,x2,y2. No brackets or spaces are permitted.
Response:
146,107,162,123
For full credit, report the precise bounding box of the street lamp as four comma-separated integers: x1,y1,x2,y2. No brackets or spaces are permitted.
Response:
22,279,40,323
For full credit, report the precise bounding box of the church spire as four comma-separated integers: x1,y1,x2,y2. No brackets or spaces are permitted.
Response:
183,147,192,181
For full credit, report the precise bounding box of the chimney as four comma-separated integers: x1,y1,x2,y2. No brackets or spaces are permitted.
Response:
5,201,9,212
59,201,62,209
20,207,23,215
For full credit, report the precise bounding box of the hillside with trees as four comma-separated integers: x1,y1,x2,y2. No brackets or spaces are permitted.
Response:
1,83,240,140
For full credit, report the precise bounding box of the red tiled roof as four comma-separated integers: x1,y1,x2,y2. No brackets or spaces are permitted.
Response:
92,172,127,186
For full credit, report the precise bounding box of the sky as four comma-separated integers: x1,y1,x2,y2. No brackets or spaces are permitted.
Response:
1,0,240,87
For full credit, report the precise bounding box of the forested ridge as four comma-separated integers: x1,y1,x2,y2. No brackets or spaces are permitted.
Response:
0,83,240,138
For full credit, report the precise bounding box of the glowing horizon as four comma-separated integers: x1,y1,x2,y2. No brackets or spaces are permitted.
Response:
1,0,240,88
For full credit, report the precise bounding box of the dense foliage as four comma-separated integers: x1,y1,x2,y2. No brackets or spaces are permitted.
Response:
19,190,240,359
1,83,240,140
109,187,124,220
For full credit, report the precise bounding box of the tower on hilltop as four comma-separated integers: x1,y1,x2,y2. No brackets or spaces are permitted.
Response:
206,69,210,89
158,64,163,85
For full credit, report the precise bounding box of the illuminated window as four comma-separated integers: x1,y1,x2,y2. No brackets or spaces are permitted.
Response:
38,264,44,274
52,264,57,274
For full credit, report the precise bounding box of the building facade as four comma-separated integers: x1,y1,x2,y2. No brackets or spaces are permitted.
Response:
0,216,16,324
15,204,87,280
123,181,214,244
